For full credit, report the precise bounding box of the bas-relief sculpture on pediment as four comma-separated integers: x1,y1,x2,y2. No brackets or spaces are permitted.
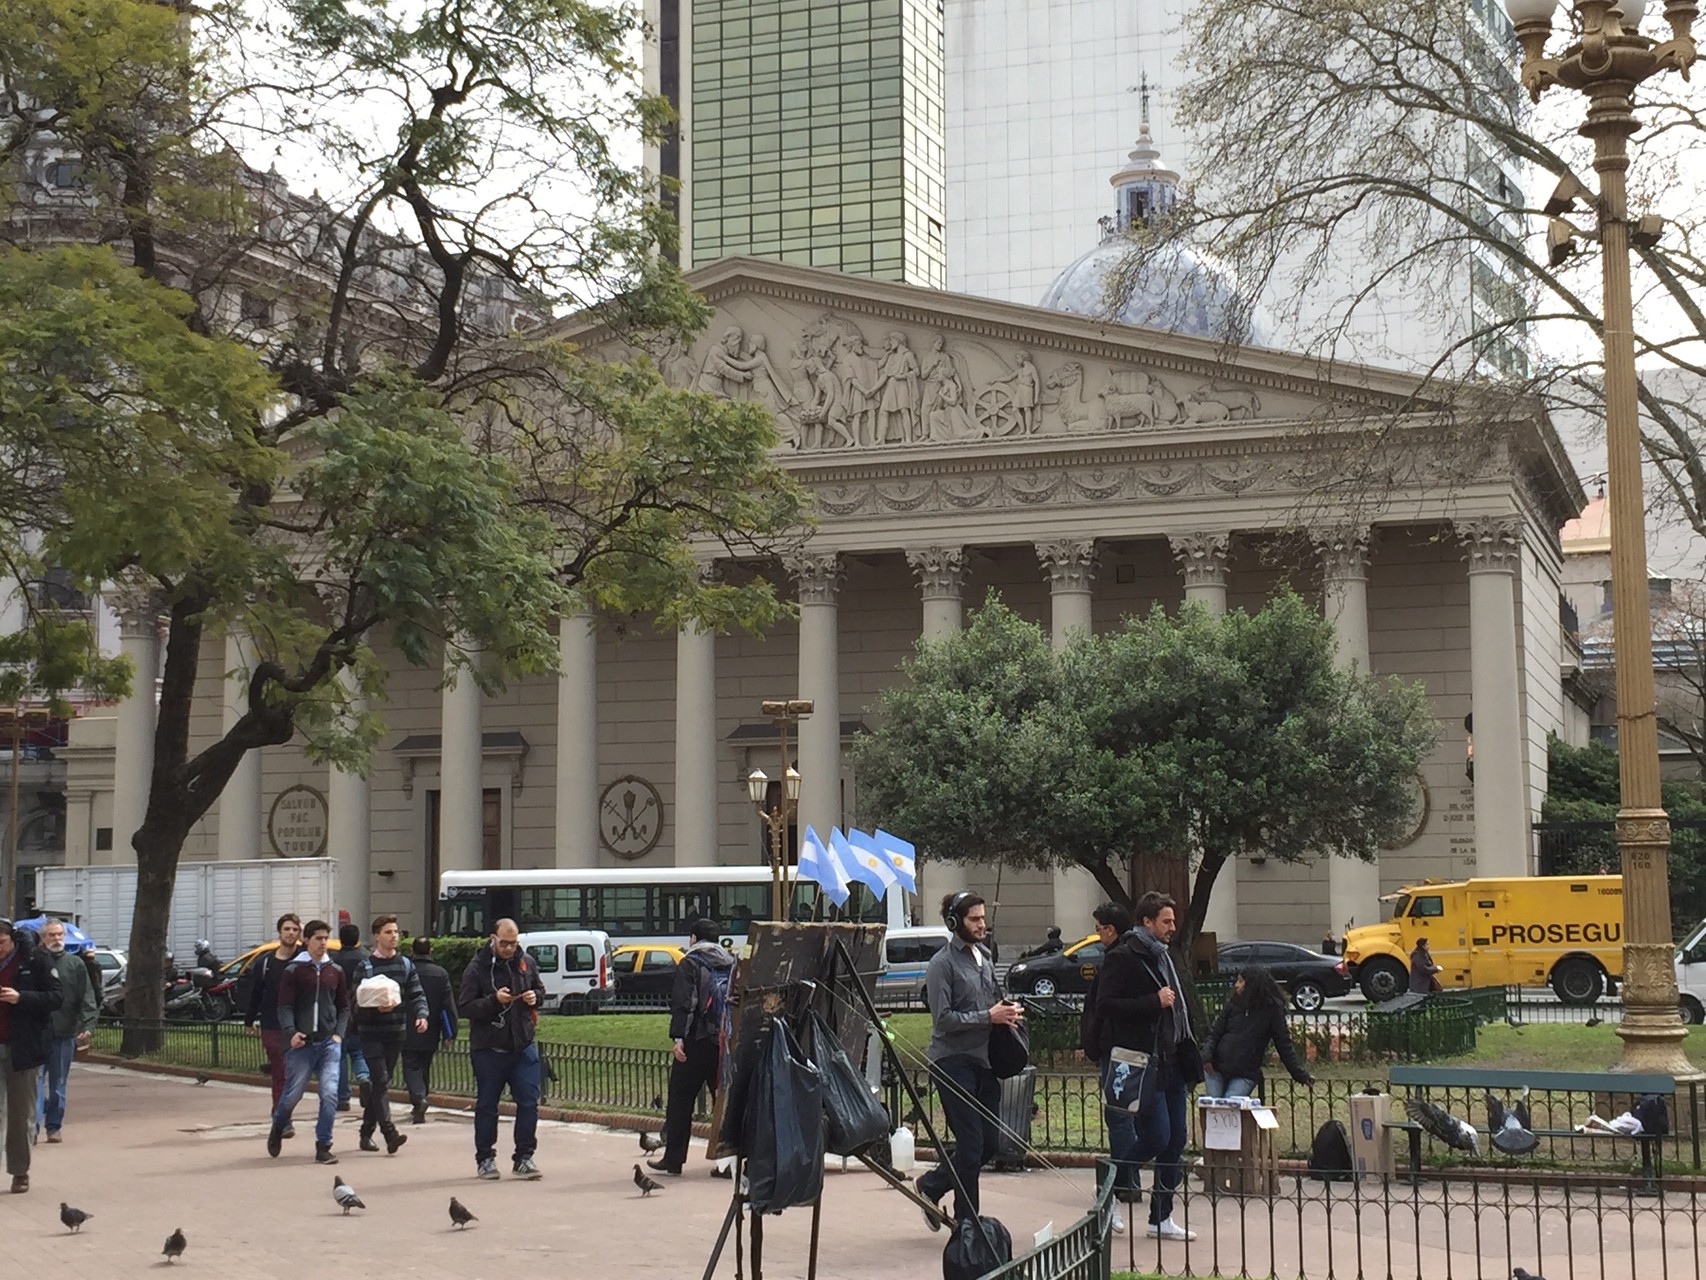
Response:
642,297,1312,453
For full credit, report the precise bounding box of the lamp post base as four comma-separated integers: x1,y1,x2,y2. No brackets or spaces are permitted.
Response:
1614,941,1703,1080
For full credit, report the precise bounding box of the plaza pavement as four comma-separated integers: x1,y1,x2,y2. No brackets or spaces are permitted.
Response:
0,1064,1101,1279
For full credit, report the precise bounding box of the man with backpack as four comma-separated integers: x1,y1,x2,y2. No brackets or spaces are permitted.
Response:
350,914,428,1156
647,918,735,1178
332,922,371,1113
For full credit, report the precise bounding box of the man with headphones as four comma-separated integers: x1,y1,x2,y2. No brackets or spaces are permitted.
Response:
915,890,1022,1230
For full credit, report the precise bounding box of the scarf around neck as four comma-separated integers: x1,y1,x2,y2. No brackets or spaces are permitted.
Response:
1130,925,1191,1044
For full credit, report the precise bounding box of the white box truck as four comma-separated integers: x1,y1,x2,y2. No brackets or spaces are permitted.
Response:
34,858,338,961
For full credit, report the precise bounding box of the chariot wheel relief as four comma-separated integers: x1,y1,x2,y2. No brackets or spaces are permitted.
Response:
973,386,1020,437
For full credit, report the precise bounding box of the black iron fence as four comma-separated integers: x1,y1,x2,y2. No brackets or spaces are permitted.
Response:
981,1160,1116,1280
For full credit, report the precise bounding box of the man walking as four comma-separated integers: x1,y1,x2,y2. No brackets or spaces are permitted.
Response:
0,920,58,1193
333,923,370,1114
401,936,458,1124
458,917,547,1181
241,913,302,1121
915,891,1021,1229
38,920,97,1144
268,919,348,1165
1093,891,1197,1243
351,915,428,1155
1080,902,1134,1233
646,918,735,1178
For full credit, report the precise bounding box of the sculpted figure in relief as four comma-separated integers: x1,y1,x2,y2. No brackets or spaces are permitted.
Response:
1043,361,1091,433
797,350,856,450
921,336,979,442
871,331,922,443
979,352,1042,436
1186,385,1263,421
697,327,756,399
837,333,882,447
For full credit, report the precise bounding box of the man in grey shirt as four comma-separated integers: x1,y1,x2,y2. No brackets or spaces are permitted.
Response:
915,890,1023,1230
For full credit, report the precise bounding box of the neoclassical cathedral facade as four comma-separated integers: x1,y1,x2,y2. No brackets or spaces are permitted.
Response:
58,254,1587,948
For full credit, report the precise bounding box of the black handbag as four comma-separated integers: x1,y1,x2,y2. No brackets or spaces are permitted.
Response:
988,1017,1030,1080
1174,1036,1205,1086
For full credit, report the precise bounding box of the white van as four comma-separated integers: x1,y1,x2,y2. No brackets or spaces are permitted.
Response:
875,926,952,1009
519,929,616,1014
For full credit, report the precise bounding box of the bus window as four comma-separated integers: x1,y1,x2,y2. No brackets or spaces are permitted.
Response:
719,884,767,930
518,886,586,930
437,894,489,937
657,888,709,933
600,886,649,937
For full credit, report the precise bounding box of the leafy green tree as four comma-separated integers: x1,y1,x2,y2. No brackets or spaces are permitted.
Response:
852,593,1438,964
1,0,809,1041
1541,735,1706,936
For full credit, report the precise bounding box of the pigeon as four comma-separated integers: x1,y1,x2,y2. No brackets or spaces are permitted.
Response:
650,1093,665,1112
634,1163,664,1197
638,1130,663,1153
333,1174,366,1215
1513,1269,1546,1280
1585,1016,1603,1028
194,1073,210,1086
1487,1088,1539,1155
448,1196,477,1229
59,1202,92,1232
162,1228,187,1262
1405,1097,1480,1154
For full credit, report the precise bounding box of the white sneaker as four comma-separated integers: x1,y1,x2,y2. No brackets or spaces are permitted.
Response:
1111,1207,1126,1235
1146,1217,1197,1242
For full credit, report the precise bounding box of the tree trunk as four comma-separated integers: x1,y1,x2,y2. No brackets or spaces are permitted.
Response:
1173,851,1227,1037
1086,859,1134,912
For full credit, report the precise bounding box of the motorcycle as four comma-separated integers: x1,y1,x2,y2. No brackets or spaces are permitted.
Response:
101,947,235,1023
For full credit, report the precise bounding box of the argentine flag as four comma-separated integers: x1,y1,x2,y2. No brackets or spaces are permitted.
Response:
873,828,918,894
845,828,900,897
798,825,850,907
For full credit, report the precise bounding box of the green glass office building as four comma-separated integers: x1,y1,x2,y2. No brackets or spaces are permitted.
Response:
651,0,946,287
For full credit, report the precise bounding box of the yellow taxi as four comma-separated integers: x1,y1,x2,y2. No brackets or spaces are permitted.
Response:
610,943,687,1008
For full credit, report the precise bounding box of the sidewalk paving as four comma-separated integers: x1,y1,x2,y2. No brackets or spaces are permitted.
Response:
0,1064,1101,1279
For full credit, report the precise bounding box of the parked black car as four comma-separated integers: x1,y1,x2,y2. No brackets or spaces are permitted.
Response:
1003,934,1104,998
1216,941,1352,1012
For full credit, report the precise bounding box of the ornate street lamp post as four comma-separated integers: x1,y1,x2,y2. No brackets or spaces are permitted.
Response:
746,698,812,922
1504,0,1698,1075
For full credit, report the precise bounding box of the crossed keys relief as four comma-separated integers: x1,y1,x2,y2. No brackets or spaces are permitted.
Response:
599,775,664,859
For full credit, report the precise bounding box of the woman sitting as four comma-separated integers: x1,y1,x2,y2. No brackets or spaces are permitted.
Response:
1201,967,1315,1098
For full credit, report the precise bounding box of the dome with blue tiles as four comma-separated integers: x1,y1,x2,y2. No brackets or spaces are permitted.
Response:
1040,110,1269,345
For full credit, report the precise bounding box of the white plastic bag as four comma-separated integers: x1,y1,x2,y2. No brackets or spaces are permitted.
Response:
355,974,401,1010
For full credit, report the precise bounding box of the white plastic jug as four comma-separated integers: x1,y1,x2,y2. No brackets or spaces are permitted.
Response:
888,1124,916,1173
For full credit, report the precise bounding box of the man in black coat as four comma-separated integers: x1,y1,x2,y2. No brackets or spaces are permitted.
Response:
333,923,370,1113
401,936,458,1125
458,918,548,1181
0,919,61,1193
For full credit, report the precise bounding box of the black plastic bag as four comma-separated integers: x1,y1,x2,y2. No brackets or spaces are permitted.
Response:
1307,1118,1352,1182
804,1009,890,1157
989,1017,1030,1080
743,1017,825,1214
942,1215,1012,1280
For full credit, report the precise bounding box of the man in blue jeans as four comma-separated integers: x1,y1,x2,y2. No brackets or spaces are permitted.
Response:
915,891,1022,1230
1092,891,1197,1242
38,921,98,1143
457,918,548,1181
267,919,348,1164
332,923,370,1113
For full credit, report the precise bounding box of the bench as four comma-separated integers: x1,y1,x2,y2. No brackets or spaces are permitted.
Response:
1386,1066,1674,1191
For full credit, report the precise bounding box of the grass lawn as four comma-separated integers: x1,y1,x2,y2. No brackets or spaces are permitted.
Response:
534,1009,938,1060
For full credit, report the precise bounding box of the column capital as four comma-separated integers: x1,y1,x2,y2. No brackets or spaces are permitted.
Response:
1312,526,1370,582
786,550,843,605
1454,515,1523,574
108,586,165,637
1169,531,1230,589
905,546,967,602
1036,539,1098,594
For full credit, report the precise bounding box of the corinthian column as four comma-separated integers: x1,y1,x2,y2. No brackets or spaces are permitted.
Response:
110,591,162,863
1037,539,1101,932
906,546,967,639
789,552,844,842
1171,532,1237,941
674,567,719,867
1456,516,1527,879
1317,527,1382,935
556,612,600,864
326,668,370,933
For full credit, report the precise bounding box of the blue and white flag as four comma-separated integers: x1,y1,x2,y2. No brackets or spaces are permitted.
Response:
798,825,850,907
845,828,900,897
873,828,918,894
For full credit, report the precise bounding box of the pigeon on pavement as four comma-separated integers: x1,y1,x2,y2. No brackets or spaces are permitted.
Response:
333,1175,366,1215
638,1130,663,1153
162,1228,187,1262
59,1202,92,1232
1487,1088,1539,1155
634,1163,664,1197
1405,1097,1480,1154
449,1196,477,1229
650,1093,665,1112
1513,1268,1546,1280
194,1073,210,1086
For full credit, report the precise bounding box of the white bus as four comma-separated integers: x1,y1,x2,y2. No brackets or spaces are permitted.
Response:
436,866,910,951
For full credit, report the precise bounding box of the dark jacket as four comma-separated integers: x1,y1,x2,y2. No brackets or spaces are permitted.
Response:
276,951,350,1044
458,944,548,1054
351,950,429,1040
1203,999,1312,1084
240,946,299,1031
0,934,62,1071
333,944,368,994
1090,933,1169,1056
403,957,459,1052
1080,968,1112,1061
668,942,737,1042
1409,943,1440,994
48,947,99,1039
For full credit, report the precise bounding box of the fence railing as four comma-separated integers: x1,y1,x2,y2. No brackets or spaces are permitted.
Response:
980,1159,1116,1280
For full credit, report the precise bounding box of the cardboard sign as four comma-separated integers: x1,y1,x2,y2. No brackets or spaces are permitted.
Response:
1204,1107,1243,1151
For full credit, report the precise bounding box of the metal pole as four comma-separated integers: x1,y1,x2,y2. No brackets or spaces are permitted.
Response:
5,712,22,919
1584,79,1695,1078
